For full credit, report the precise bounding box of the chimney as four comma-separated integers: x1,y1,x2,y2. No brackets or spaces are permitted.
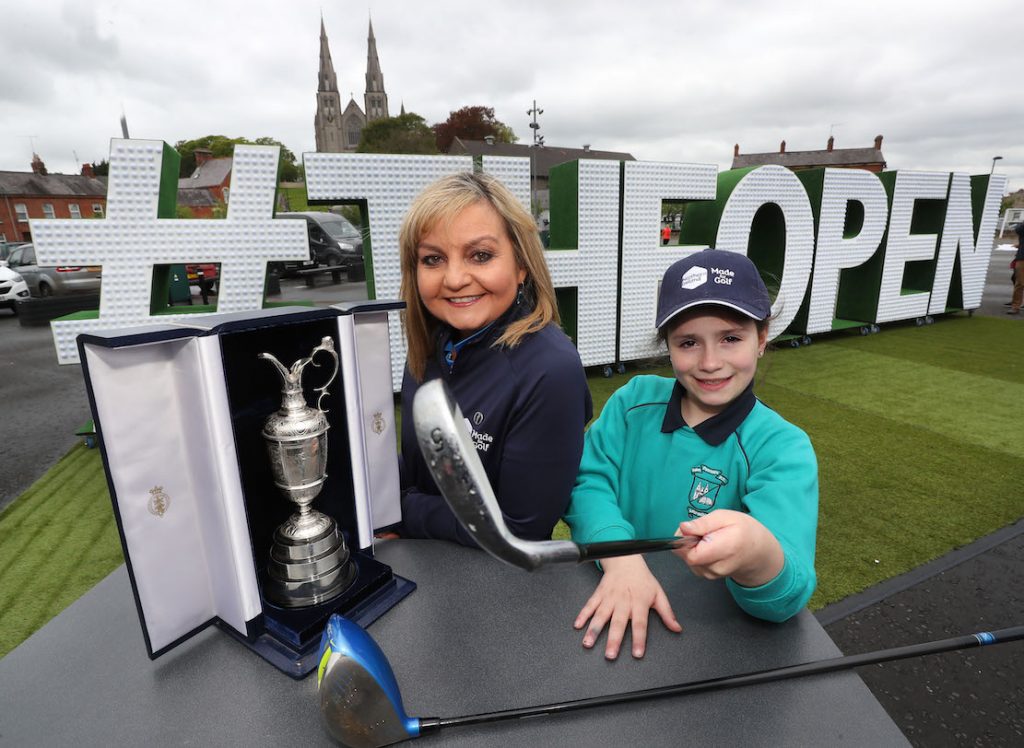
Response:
827,136,834,152
582,144,590,152
874,134,883,150
30,153,48,175
734,144,740,157
194,148,213,167
779,140,786,154
484,135,495,145
81,163,94,179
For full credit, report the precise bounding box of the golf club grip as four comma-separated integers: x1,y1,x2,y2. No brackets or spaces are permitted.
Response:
423,625,1024,731
576,535,699,562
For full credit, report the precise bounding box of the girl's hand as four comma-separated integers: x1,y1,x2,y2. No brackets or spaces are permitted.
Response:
672,510,784,587
574,555,682,660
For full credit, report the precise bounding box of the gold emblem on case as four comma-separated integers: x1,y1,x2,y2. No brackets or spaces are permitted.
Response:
148,486,170,517
372,411,385,435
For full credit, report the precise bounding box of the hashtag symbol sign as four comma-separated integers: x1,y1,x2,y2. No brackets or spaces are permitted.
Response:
30,139,311,364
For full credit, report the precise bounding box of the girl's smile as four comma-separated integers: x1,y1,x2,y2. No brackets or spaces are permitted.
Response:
666,308,766,426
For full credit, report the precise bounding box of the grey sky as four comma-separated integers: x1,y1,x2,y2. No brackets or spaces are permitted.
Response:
1,0,1020,192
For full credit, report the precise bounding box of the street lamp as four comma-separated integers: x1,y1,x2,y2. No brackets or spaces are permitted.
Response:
990,155,1003,175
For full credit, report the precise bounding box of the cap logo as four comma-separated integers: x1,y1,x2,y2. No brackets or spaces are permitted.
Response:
681,266,707,289
711,267,735,285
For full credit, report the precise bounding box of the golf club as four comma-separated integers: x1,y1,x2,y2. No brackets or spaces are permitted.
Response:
411,379,699,571
318,613,1024,748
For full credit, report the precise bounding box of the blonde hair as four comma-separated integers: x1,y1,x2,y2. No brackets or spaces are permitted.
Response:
399,171,560,381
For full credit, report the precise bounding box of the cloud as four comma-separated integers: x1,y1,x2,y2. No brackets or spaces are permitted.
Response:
0,0,1020,191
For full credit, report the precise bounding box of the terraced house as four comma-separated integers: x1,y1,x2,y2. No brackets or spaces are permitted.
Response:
0,156,107,243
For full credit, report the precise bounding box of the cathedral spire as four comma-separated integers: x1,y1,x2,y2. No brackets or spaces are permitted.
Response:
318,16,337,93
364,17,389,122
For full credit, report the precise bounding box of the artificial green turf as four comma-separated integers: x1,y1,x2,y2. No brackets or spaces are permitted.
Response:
1,313,1022,658
0,444,122,657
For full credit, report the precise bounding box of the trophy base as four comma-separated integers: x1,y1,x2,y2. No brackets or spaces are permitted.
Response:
264,520,357,608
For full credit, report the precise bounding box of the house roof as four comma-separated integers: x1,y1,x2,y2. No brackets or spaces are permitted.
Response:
732,147,885,170
0,171,107,197
178,157,233,190
175,188,219,207
449,138,635,179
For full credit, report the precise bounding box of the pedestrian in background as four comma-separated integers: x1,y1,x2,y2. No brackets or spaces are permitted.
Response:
1009,222,1024,315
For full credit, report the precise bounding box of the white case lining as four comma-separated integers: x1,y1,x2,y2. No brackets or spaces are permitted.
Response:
84,337,256,652
336,311,402,541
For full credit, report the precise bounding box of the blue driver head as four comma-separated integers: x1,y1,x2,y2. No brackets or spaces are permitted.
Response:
318,615,420,747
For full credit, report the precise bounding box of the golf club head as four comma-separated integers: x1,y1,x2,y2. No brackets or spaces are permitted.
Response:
318,615,420,748
412,379,580,571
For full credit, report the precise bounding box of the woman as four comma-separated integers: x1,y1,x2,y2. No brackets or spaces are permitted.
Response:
394,171,592,545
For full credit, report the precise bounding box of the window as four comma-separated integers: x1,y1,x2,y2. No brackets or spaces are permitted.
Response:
43,204,56,219
69,204,82,219
93,203,104,218
0,233,6,242
223,187,229,204
15,203,28,222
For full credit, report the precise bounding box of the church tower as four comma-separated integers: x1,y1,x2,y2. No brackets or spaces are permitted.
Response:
364,19,389,122
314,18,359,152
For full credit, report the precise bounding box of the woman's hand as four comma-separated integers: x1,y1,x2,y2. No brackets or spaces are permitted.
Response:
374,531,401,540
672,510,784,587
574,555,682,660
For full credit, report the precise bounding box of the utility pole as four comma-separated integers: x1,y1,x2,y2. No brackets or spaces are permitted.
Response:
526,100,544,215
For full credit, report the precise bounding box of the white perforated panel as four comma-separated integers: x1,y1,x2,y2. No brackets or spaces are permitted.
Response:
480,156,532,205
544,160,621,369
877,171,949,324
929,173,1006,314
806,169,889,333
304,153,474,390
31,140,309,364
716,166,815,339
619,161,717,361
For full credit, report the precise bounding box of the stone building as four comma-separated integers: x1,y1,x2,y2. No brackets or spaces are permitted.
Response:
314,19,390,152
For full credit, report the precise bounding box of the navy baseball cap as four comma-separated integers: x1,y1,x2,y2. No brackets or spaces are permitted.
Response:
655,248,772,328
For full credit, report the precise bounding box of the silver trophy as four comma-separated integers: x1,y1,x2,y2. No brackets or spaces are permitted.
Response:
259,336,356,608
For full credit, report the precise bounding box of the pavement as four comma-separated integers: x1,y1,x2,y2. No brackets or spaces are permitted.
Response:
1,250,1022,745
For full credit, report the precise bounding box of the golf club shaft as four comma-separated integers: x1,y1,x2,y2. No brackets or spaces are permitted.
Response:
576,535,700,563
417,625,1024,733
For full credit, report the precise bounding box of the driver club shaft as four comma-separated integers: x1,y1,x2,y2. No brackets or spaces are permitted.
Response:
417,625,1024,733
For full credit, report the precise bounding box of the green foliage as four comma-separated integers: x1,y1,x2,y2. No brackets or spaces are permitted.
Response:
432,105,517,153
357,113,439,155
174,135,300,180
89,159,109,177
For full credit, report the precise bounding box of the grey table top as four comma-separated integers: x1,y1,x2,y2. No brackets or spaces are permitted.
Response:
0,540,908,746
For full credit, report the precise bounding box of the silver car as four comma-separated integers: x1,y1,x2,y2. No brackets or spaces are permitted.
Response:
5,243,102,297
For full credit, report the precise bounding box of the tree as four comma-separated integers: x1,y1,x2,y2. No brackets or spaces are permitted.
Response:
90,160,109,177
173,135,300,181
356,113,438,155
432,106,518,153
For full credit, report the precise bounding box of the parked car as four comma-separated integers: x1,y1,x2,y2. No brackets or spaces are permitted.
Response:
0,264,31,313
273,212,365,280
0,241,28,266
185,263,219,291
5,243,102,297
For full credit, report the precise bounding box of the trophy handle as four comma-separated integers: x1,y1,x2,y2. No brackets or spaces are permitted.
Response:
310,336,340,411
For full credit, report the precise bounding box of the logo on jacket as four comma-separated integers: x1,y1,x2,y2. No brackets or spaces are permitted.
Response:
463,417,494,452
687,465,728,518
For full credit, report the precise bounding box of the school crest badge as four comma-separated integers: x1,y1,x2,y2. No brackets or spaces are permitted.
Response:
687,465,728,518
148,485,170,517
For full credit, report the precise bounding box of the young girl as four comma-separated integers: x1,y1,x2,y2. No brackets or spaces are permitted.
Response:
564,248,818,660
